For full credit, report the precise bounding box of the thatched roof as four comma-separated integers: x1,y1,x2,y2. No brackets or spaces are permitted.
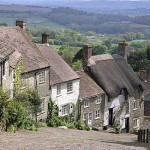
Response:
37,44,79,85
87,54,145,98
0,27,49,73
77,71,105,99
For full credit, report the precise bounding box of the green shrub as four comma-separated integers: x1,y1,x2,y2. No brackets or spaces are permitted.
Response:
7,125,16,133
47,117,62,127
36,122,47,128
20,117,37,131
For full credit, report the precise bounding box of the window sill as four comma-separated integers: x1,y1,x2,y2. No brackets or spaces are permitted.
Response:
84,106,89,108
39,81,45,84
67,91,73,94
96,102,101,104
95,117,100,120
56,94,61,97
133,108,138,111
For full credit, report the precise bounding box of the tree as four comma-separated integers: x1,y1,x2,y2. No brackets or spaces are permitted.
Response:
93,44,108,55
14,89,41,122
145,43,150,61
128,50,150,77
0,88,10,130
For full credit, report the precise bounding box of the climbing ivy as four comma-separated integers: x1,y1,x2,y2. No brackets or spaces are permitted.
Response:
13,58,23,93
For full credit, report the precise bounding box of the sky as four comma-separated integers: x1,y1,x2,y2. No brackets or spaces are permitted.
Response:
0,0,148,6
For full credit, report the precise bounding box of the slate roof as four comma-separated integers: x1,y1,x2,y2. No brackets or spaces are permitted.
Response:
37,44,79,85
0,27,49,73
87,54,145,98
77,71,105,99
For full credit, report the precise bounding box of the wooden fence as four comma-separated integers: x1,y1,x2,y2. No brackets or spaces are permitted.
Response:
138,129,150,143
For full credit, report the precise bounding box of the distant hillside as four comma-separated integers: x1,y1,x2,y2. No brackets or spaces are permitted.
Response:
1,5,150,36
1,0,150,13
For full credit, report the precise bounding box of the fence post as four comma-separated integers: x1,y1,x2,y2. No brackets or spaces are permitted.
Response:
143,129,145,143
146,129,149,143
140,130,143,142
138,130,140,142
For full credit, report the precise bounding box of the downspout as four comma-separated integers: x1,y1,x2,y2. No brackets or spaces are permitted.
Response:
0,62,2,87
35,72,38,92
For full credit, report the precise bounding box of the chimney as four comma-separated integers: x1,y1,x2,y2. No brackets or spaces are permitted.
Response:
83,44,92,62
118,41,128,60
140,69,147,82
16,20,26,30
42,33,49,44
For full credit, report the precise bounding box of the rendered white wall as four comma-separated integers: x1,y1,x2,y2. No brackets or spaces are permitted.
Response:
51,79,80,116
104,94,127,129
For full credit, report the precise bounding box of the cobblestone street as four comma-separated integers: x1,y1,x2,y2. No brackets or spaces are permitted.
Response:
0,127,149,150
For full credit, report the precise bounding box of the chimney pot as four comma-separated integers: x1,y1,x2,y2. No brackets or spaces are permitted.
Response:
118,41,128,60
16,20,26,30
42,33,49,44
83,44,92,61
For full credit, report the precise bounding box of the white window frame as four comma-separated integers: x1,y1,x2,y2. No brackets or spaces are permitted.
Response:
39,71,45,83
84,99,89,108
133,118,140,128
62,104,70,116
67,81,73,93
133,99,138,110
96,96,102,104
95,110,100,119
56,84,61,96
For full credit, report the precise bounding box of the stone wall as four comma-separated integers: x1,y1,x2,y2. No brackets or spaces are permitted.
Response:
129,90,144,133
80,94,105,129
143,117,150,129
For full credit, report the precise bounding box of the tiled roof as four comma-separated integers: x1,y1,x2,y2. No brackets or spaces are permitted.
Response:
37,44,79,85
77,70,105,99
0,27,49,72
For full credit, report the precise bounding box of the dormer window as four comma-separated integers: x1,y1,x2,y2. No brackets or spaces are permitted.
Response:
67,81,73,93
39,71,45,83
84,99,89,108
57,84,61,96
96,96,101,104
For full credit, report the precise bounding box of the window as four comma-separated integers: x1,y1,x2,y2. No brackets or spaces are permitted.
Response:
96,96,101,104
67,82,73,93
84,99,89,108
57,84,61,95
133,118,140,128
39,71,45,83
133,100,138,110
88,113,92,121
83,113,87,120
40,99,45,113
95,110,100,119
62,104,70,115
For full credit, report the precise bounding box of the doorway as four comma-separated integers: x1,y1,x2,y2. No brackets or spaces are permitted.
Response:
109,108,113,126
125,117,129,133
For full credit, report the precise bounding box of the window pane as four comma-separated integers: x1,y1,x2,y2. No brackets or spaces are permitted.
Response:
39,71,45,83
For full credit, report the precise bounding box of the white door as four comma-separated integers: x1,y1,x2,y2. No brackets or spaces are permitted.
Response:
88,113,92,127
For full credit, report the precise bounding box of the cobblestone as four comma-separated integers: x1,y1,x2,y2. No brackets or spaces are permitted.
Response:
0,127,149,150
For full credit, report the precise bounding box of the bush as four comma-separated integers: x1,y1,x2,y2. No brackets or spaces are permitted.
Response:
20,117,37,131
47,117,62,127
74,121,86,130
7,125,16,133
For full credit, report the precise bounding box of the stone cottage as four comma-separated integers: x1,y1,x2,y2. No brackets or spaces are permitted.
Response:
77,70,105,129
0,20,80,121
81,42,145,133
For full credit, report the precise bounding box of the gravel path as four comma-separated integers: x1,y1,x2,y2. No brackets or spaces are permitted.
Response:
0,127,149,150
